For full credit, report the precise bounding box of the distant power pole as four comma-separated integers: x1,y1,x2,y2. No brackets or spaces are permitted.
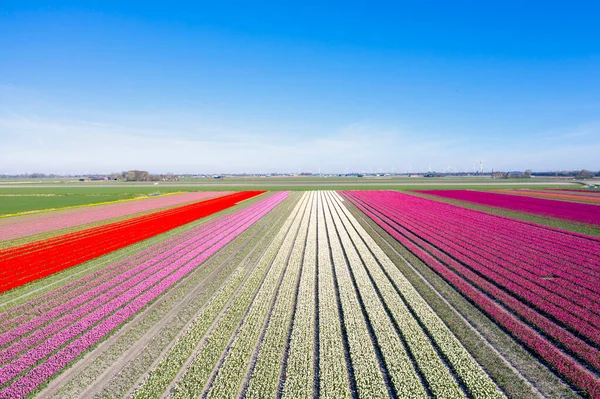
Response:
480,161,483,173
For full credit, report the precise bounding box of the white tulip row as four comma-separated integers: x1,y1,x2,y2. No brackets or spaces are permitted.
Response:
204,193,312,399
281,192,318,399
324,191,429,398
321,192,390,398
244,192,314,398
331,191,505,399
130,194,306,399
315,192,353,399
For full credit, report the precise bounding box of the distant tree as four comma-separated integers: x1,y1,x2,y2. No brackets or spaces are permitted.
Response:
523,169,532,178
125,171,136,181
576,169,593,179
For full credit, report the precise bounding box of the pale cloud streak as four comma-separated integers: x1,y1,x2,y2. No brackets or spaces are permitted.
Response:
0,109,598,174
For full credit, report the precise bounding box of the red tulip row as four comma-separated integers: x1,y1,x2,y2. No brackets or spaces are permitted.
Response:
0,191,225,241
0,191,265,294
341,190,600,398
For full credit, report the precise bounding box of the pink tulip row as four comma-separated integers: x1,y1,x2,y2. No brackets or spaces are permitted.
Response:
417,190,600,226
370,201,600,343
0,191,227,241
0,191,284,368
0,193,269,333
369,196,600,314
0,192,288,398
396,198,600,291
0,194,273,364
440,201,600,264
341,190,600,398
548,188,600,196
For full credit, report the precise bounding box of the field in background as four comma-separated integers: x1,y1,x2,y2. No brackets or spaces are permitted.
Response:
0,176,592,216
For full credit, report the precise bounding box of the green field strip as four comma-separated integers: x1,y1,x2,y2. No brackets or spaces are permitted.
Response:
316,192,353,399
408,191,600,237
130,193,304,398
0,194,268,311
0,195,131,215
321,192,390,399
44,192,298,399
332,192,505,398
281,193,318,399
244,193,313,398
203,193,311,399
345,201,578,398
325,191,428,398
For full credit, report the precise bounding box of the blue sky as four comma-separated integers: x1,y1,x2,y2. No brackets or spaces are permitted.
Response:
1,1,599,174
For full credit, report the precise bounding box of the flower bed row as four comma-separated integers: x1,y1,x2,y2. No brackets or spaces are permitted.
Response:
0,192,226,241
329,192,502,398
0,191,264,294
416,190,600,226
342,190,600,398
132,192,305,399
0,193,282,367
0,192,287,399
492,189,600,204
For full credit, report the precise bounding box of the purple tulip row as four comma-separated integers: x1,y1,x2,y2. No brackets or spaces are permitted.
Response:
0,191,285,376
368,198,600,324
341,190,600,398
393,199,600,295
406,208,600,310
0,195,267,365
0,192,226,241
417,189,600,227
381,204,600,344
0,192,288,398
0,192,273,333
415,192,600,264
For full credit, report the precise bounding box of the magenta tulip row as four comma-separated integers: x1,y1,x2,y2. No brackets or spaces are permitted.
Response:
370,197,600,317
404,208,600,310
417,189,600,226
422,193,600,263
0,191,226,241
341,190,600,398
374,201,600,344
0,192,269,333
0,192,287,398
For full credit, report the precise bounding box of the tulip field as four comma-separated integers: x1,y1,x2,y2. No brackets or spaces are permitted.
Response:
417,189,600,226
0,189,598,398
492,189,600,205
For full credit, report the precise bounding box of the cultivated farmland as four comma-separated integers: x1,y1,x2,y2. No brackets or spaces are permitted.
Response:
0,189,598,398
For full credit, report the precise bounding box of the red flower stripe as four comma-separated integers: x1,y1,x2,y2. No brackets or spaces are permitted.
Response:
0,191,265,294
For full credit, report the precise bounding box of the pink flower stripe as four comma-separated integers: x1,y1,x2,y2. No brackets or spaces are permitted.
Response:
0,192,288,398
0,193,279,364
0,191,227,241
366,199,600,338
0,193,269,333
341,190,600,398
547,188,600,195
416,189,600,226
